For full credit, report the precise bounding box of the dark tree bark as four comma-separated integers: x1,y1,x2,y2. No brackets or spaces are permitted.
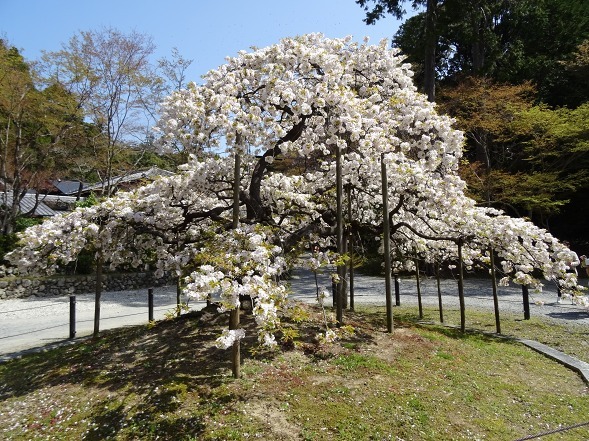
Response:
423,0,437,101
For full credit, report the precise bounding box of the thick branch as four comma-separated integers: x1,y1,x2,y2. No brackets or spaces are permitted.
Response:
246,116,309,220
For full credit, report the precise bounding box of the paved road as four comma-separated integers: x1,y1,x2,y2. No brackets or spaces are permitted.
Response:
1,267,588,360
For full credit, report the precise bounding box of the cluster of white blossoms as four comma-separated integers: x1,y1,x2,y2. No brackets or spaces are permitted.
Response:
184,224,288,347
6,33,585,348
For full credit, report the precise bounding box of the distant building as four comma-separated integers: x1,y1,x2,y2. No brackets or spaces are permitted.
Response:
2,167,174,220
67,167,175,196
50,180,87,197
1,193,60,217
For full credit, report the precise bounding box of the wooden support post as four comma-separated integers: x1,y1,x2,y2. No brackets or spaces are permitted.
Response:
415,258,423,319
394,273,400,306
342,224,348,310
336,146,344,325
457,239,466,333
436,264,443,323
346,184,354,310
490,249,501,333
348,232,355,311
381,153,393,332
231,149,242,379
176,277,182,317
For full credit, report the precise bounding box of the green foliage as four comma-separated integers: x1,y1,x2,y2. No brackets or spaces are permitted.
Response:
390,0,589,106
75,192,100,208
510,103,589,219
14,216,43,231
369,0,589,242
288,304,312,323
164,303,190,320
0,234,19,264
357,254,384,276
516,104,589,173
356,0,419,24
124,148,181,172
558,39,589,107
0,40,88,234
279,326,301,345
0,216,43,262
63,249,95,274
439,78,589,227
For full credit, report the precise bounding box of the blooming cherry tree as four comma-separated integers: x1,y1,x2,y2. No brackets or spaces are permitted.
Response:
7,34,584,352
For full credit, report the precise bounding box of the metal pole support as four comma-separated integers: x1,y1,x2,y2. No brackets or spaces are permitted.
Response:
69,295,76,339
148,288,154,322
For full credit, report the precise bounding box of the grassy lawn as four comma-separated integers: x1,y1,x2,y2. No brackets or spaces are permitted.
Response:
0,303,588,440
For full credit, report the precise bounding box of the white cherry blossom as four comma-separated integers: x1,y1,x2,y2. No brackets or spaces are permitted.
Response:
6,34,584,348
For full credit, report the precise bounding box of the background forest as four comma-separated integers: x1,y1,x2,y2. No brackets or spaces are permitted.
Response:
1,0,589,256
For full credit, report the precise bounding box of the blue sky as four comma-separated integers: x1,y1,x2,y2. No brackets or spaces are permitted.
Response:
1,0,412,83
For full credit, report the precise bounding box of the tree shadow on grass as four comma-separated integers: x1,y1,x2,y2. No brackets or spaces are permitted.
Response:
0,311,227,399
0,305,287,439
0,305,271,398
0,302,386,439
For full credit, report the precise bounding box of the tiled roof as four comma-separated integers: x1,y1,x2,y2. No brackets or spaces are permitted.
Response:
81,167,175,193
1,193,58,216
51,180,86,196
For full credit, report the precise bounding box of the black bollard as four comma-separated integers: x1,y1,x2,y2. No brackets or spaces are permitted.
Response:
69,295,76,339
148,288,154,322
521,285,530,320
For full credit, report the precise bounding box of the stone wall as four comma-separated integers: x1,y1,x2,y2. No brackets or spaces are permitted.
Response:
0,272,172,300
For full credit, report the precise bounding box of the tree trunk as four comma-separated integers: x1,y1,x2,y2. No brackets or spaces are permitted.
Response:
423,0,438,102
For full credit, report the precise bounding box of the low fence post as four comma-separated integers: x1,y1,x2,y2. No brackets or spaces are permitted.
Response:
69,295,76,339
148,288,154,322
521,284,530,320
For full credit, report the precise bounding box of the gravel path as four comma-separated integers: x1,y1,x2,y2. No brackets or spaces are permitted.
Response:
1,267,588,359
288,266,589,326
0,285,192,359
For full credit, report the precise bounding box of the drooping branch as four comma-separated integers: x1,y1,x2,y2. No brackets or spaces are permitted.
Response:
392,221,461,243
